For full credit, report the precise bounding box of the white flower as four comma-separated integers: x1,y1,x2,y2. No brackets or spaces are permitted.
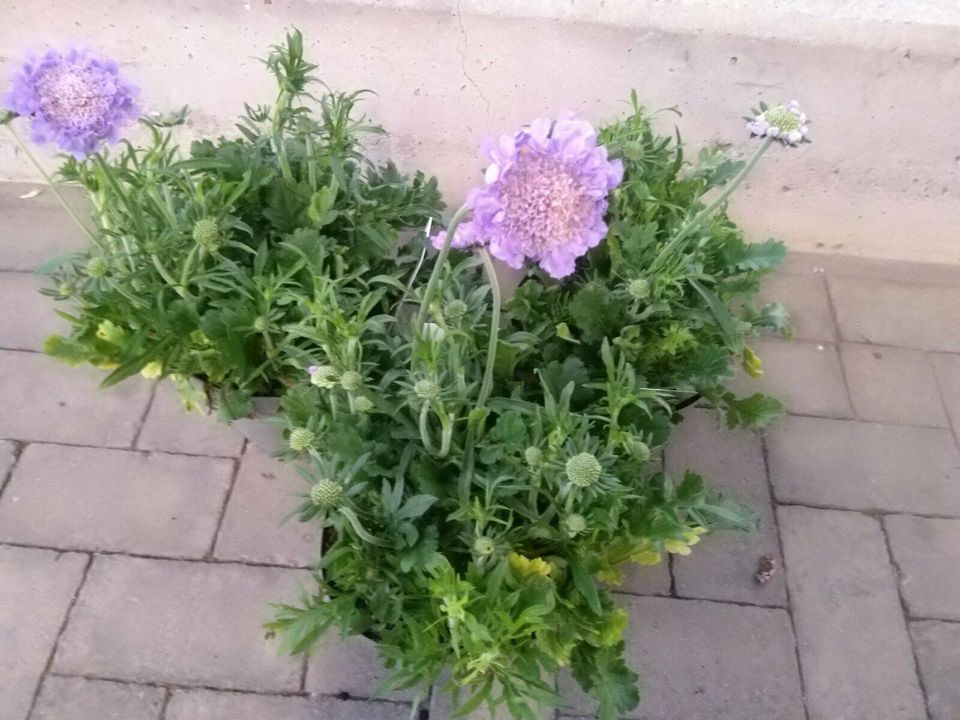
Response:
747,100,809,145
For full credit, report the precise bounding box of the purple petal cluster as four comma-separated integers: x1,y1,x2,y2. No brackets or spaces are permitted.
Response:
434,113,622,279
4,49,139,158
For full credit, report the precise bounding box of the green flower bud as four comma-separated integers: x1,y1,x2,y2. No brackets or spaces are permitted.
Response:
354,396,375,413
309,365,338,389
253,316,269,332
309,477,342,508
628,277,650,301
524,446,543,466
288,427,315,452
192,218,220,251
444,299,468,322
414,379,440,401
473,536,496,556
623,436,652,464
340,370,363,392
86,256,109,278
563,513,588,536
565,452,602,488
58,282,74,298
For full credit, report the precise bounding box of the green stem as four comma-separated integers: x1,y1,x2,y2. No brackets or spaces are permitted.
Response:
415,204,470,332
475,248,502,410
5,122,97,243
150,253,186,298
179,244,199,291
651,136,773,271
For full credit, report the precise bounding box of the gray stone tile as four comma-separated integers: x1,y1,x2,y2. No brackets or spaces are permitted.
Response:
0,439,16,480
307,633,415,702
0,350,153,448
667,409,786,606
166,689,409,720
0,444,232,558
841,343,947,427
930,353,960,447
778,506,925,720
730,339,853,418
911,620,960,720
0,545,88,720
558,596,804,720
767,416,960,515
0,183,88,271
33,676,165,720
0,271,67,351
214,446,318,567
781,252,960,288
885,515,960,622
618,560,671,596
757,272,837,342
54,556,306,691
137,382,244,457
829,275,960,352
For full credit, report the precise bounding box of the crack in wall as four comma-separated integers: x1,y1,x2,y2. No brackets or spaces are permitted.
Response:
454,0,492,124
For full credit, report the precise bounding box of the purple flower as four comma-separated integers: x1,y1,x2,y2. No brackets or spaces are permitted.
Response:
4,48,139,158
434,113,622,279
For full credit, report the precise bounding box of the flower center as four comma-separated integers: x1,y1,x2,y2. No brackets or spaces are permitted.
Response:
764,105,801,132
498,151,593,256
36,66,113,129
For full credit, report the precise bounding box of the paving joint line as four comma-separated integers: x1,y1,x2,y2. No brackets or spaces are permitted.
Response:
130,381,160,450
760,436,811,720
0,539,313,571
612,587,791,614
24,552,93,720
0,437,243,461
0,439,24,504
928,350,960,453
771,499,960,522
205,438,247,561
878,516,933,719
158,687,172,720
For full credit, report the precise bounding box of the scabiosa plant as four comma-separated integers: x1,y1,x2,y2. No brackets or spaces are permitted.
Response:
433,113,623,279
4,48,139,157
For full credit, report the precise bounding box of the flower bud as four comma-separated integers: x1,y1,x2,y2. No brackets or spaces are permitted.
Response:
623,436,651,464
563,513,588,536
253,316,269,332
309,478,342,508
414,379,440,401
58,282,74,298
473,536,496,556
565,452,602,488
192,218,220,251
627,277,650,301
524,446,543,466
340,370,363,392
288,427,315,452
308,365,338,389
354,396,374,413
86,256,109,278
444,299,468,322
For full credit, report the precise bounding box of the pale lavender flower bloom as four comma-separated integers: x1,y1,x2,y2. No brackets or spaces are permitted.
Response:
747,100,809,145
4,48,139,157
433,113,623,279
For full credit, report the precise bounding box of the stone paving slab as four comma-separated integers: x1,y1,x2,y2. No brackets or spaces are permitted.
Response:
778,506,926,720
0,271,65,352
910,620,960,720
757,271,837,342
618,560,671,596
306,633,416,702
840,343,948,427
0,350,153,448
0,444,233,558
54,555,307,692
667,409,786,606
781,251,960,288
33,676,165,720
829,275,960,352
885,515,960,622
767,416,960,515
137,382,245,458
0,185,87,272
731,338,853,418
558,596,805,720
0,545,88,720
0,439,16,481
165,689,409,720
930,352,960,446
214,446,318,567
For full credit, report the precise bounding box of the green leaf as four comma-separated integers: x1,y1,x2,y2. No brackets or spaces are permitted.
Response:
570,642,640,720
724,392,783,429
734,239,786,272
689,278,739,346
396,494,437,521
571,559,602,615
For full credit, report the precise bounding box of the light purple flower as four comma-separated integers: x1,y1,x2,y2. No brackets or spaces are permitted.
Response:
4,48,139,158
747,100,809,146
434,113,623,279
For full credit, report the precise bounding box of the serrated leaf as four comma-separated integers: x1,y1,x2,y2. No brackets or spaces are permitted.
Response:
734,239,786,272
724,392,783,429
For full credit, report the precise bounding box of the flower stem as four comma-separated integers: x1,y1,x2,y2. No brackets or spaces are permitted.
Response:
415,204,470,332
5,122,97,243
651,136,773,271
475,248,502,410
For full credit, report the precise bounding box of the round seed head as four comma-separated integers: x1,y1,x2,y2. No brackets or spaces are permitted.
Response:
340,370,363,392
86,256,109,278
628,277,650,301
444,299,468,322
473,536,496,556
192,218,220,251
288,427,315,452
309,478,342,508
253,316,269,333
563,513,588,536
308,365,338,389
565,452,602,488
623,435,651,464
354,396,375,413
524,446,543,466
414,379,440,401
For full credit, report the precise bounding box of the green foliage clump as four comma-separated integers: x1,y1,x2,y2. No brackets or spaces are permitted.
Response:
42,31,441,418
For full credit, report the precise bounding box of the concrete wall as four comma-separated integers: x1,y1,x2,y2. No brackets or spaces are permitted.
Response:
1,0,958,264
